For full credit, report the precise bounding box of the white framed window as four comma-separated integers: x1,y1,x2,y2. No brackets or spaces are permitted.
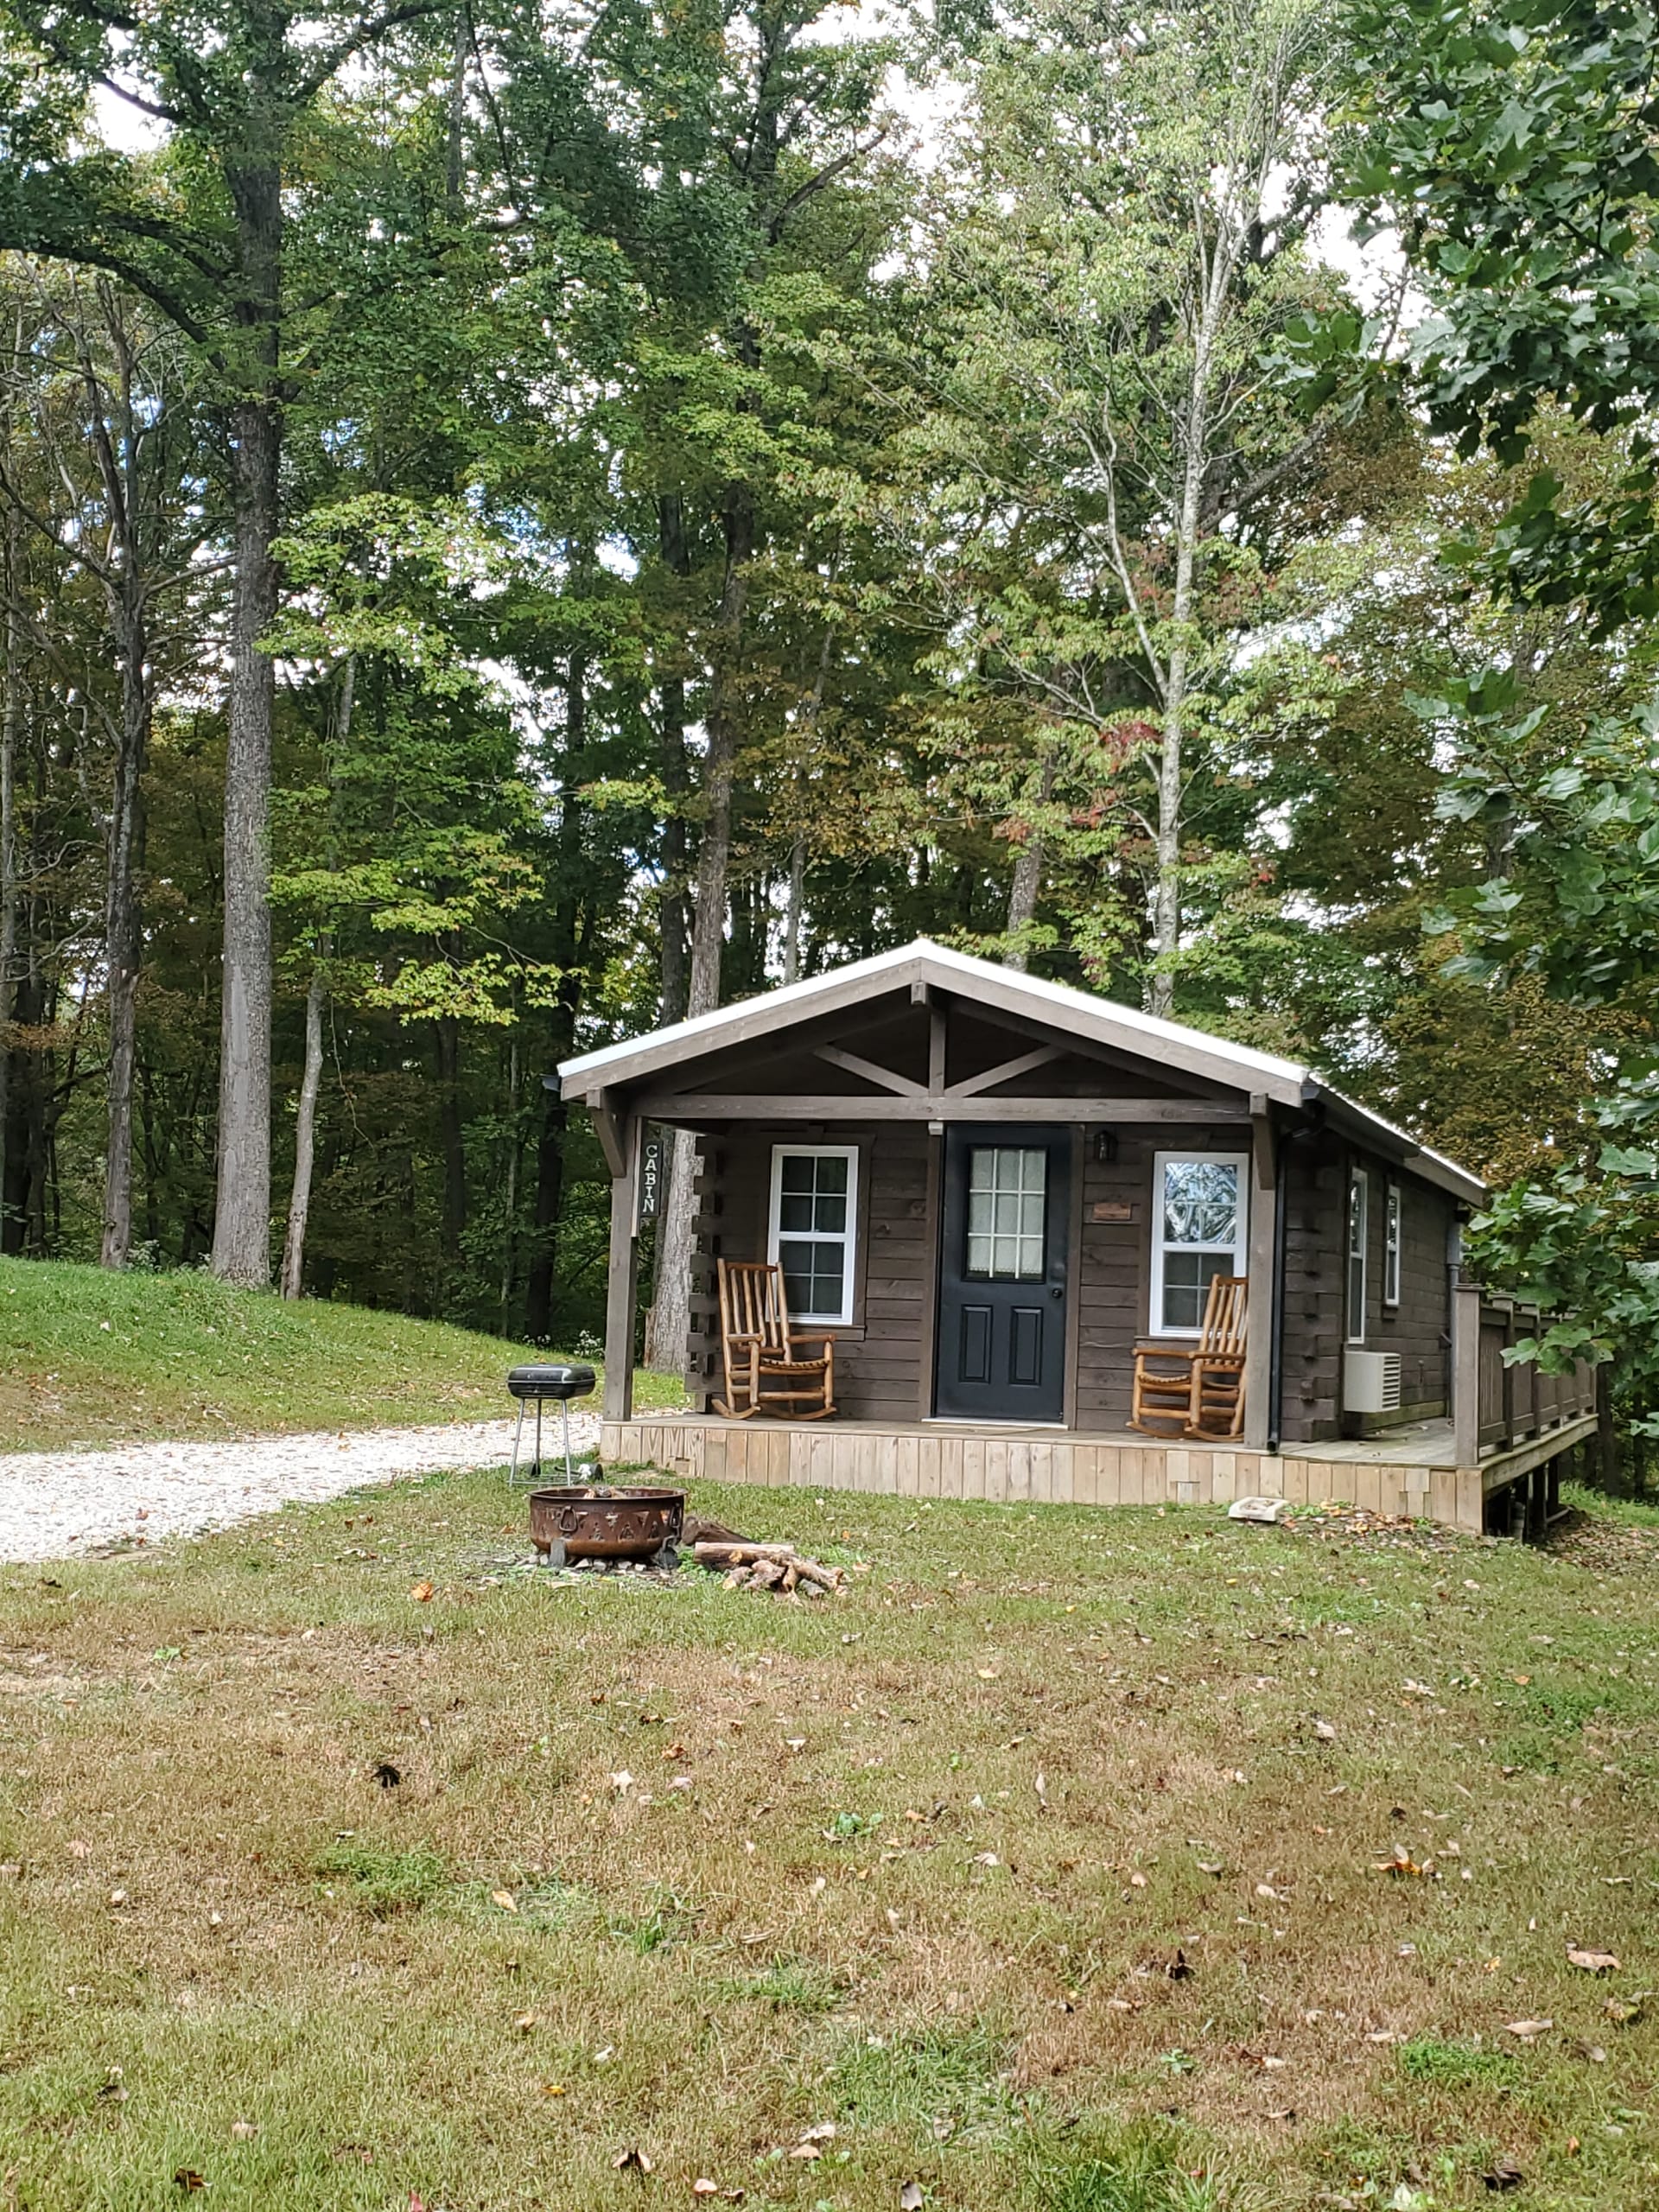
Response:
1149,1152,1249,1337
768,1145,858,1325
1347,1168,1369,1343
1383,1182,1402,1308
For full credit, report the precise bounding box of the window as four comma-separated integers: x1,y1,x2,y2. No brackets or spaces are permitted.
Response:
768,1146,858,1325
1383,1182,1402,1308
1150,1153,1249,1336
965,1145,1047,1280
1347,1169,1369,1343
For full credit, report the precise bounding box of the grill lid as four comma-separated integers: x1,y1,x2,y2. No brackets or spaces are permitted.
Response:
507,1362,596,1402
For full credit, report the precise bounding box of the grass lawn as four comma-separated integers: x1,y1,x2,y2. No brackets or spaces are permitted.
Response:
2,1471,1657,2210
0,1257,682,1452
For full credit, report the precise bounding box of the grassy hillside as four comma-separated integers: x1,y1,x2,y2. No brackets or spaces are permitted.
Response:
0,1257,680,1452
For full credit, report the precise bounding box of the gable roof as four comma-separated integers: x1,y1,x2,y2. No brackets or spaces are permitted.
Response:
557,938,1484,1204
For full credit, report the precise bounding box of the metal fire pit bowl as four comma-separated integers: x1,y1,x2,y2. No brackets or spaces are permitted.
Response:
528,1484,685,1570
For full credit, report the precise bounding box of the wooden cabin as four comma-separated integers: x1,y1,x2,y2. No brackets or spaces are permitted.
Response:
556,940,1595,1533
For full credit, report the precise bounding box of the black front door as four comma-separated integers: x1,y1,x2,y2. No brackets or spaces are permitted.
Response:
934,1125,1070,1422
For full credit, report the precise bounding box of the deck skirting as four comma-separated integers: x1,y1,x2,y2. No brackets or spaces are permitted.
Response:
597,1415,1558,1535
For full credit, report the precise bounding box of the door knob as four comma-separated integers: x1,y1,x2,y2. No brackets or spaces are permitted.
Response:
1050,1286,1063,1299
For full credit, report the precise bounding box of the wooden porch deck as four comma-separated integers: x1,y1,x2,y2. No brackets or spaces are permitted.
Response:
599,1410,1598,1536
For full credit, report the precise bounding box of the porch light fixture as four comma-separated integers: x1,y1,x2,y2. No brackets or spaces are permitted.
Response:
1094,1128,1118,1164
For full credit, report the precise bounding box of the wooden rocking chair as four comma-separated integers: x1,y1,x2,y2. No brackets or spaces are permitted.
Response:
1129,1274,1247,1440
712,1258,837,1421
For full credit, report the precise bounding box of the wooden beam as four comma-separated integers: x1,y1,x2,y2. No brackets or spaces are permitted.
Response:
1452,1279,1482,1466
602,1115,639,1421
636,1092,1251,1124
589,1090,626,1177
944,1042,1066,1097
1243,1109,1277,1452
812,1044,925,1096
929,1004,947,1093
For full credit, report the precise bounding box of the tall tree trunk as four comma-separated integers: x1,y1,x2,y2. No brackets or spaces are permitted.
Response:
782,835,805,985
436,1004,467,1270
212,151,283,1287
280,653,349,1300
1004,749,1056,973
781,608,836,988
524,648,588,1344
99,580,148,1268
499,1024,521,1331
0,465,18,1249
211,387,280,1284
657,495,691,1028
646,488,753,1378
280,971,325,1299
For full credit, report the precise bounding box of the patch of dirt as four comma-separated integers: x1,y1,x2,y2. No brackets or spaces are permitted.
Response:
1541,1506,1659,1574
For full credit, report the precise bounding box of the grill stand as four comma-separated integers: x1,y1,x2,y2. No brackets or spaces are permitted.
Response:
509,1393,580,1491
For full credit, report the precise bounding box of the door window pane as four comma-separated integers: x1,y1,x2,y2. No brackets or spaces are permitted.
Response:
966,1147,1046,1279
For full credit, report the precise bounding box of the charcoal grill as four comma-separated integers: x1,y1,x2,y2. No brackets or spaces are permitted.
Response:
529,1484,685,1570
506,1362,595,1489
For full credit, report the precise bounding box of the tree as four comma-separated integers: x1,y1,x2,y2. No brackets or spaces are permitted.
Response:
1313,0,1659,1458
0,0,454,1281
895,0,1346,1008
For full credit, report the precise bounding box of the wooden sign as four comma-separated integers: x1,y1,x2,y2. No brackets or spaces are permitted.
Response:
1091,1199,1135,1224
639,1132,664,1221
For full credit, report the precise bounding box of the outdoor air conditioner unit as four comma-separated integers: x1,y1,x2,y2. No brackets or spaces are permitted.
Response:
1344,1349,1402,1414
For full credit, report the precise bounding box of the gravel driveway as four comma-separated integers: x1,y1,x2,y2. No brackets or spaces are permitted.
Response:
0,1413,601,1563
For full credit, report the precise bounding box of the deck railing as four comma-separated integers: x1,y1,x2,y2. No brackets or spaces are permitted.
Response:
1452,1281,1597,1465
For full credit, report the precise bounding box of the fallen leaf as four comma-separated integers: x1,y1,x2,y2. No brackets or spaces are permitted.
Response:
513,2010,538,2032
1166,1949,1192,1981
1567,1948,1620,1974
173,2173,206,2195
973,1852,1000,1868
410,1581,435,1603
492,1890,518,1913
372,1762,401,1789
67,1840,90,1859
1482,2157,1524,2192
542,2082,566,2096
610,1771,635,1793
797,2122,836,2144
230,2120,258,2140
1605,1996,1643,2024
1503,2018,1553,2041
900,2185,925,2211
1128,1870,1147,1889
1312,1718,1338,1741
693,2183,720,2197
613,2147,653,2173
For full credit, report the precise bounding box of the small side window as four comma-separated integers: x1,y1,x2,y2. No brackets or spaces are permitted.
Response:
1383,1183,1402,1308
1346,1169,1368,1344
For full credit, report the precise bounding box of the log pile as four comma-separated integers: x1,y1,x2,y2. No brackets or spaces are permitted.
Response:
691,1540,846,1597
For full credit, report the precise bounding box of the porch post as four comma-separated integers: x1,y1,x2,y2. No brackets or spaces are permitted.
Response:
1452,1277,1481,1466
602,1110,639,1422
1243,1102,1277,1452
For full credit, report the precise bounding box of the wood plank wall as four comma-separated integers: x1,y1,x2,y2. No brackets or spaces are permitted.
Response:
1277,1133,1456,1442
702,1123,933,1421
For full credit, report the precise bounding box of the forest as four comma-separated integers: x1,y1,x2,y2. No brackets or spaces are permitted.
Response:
3,0,1658,1463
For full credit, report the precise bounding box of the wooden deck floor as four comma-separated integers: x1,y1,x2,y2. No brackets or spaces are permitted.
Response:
599,1408,1597,1535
